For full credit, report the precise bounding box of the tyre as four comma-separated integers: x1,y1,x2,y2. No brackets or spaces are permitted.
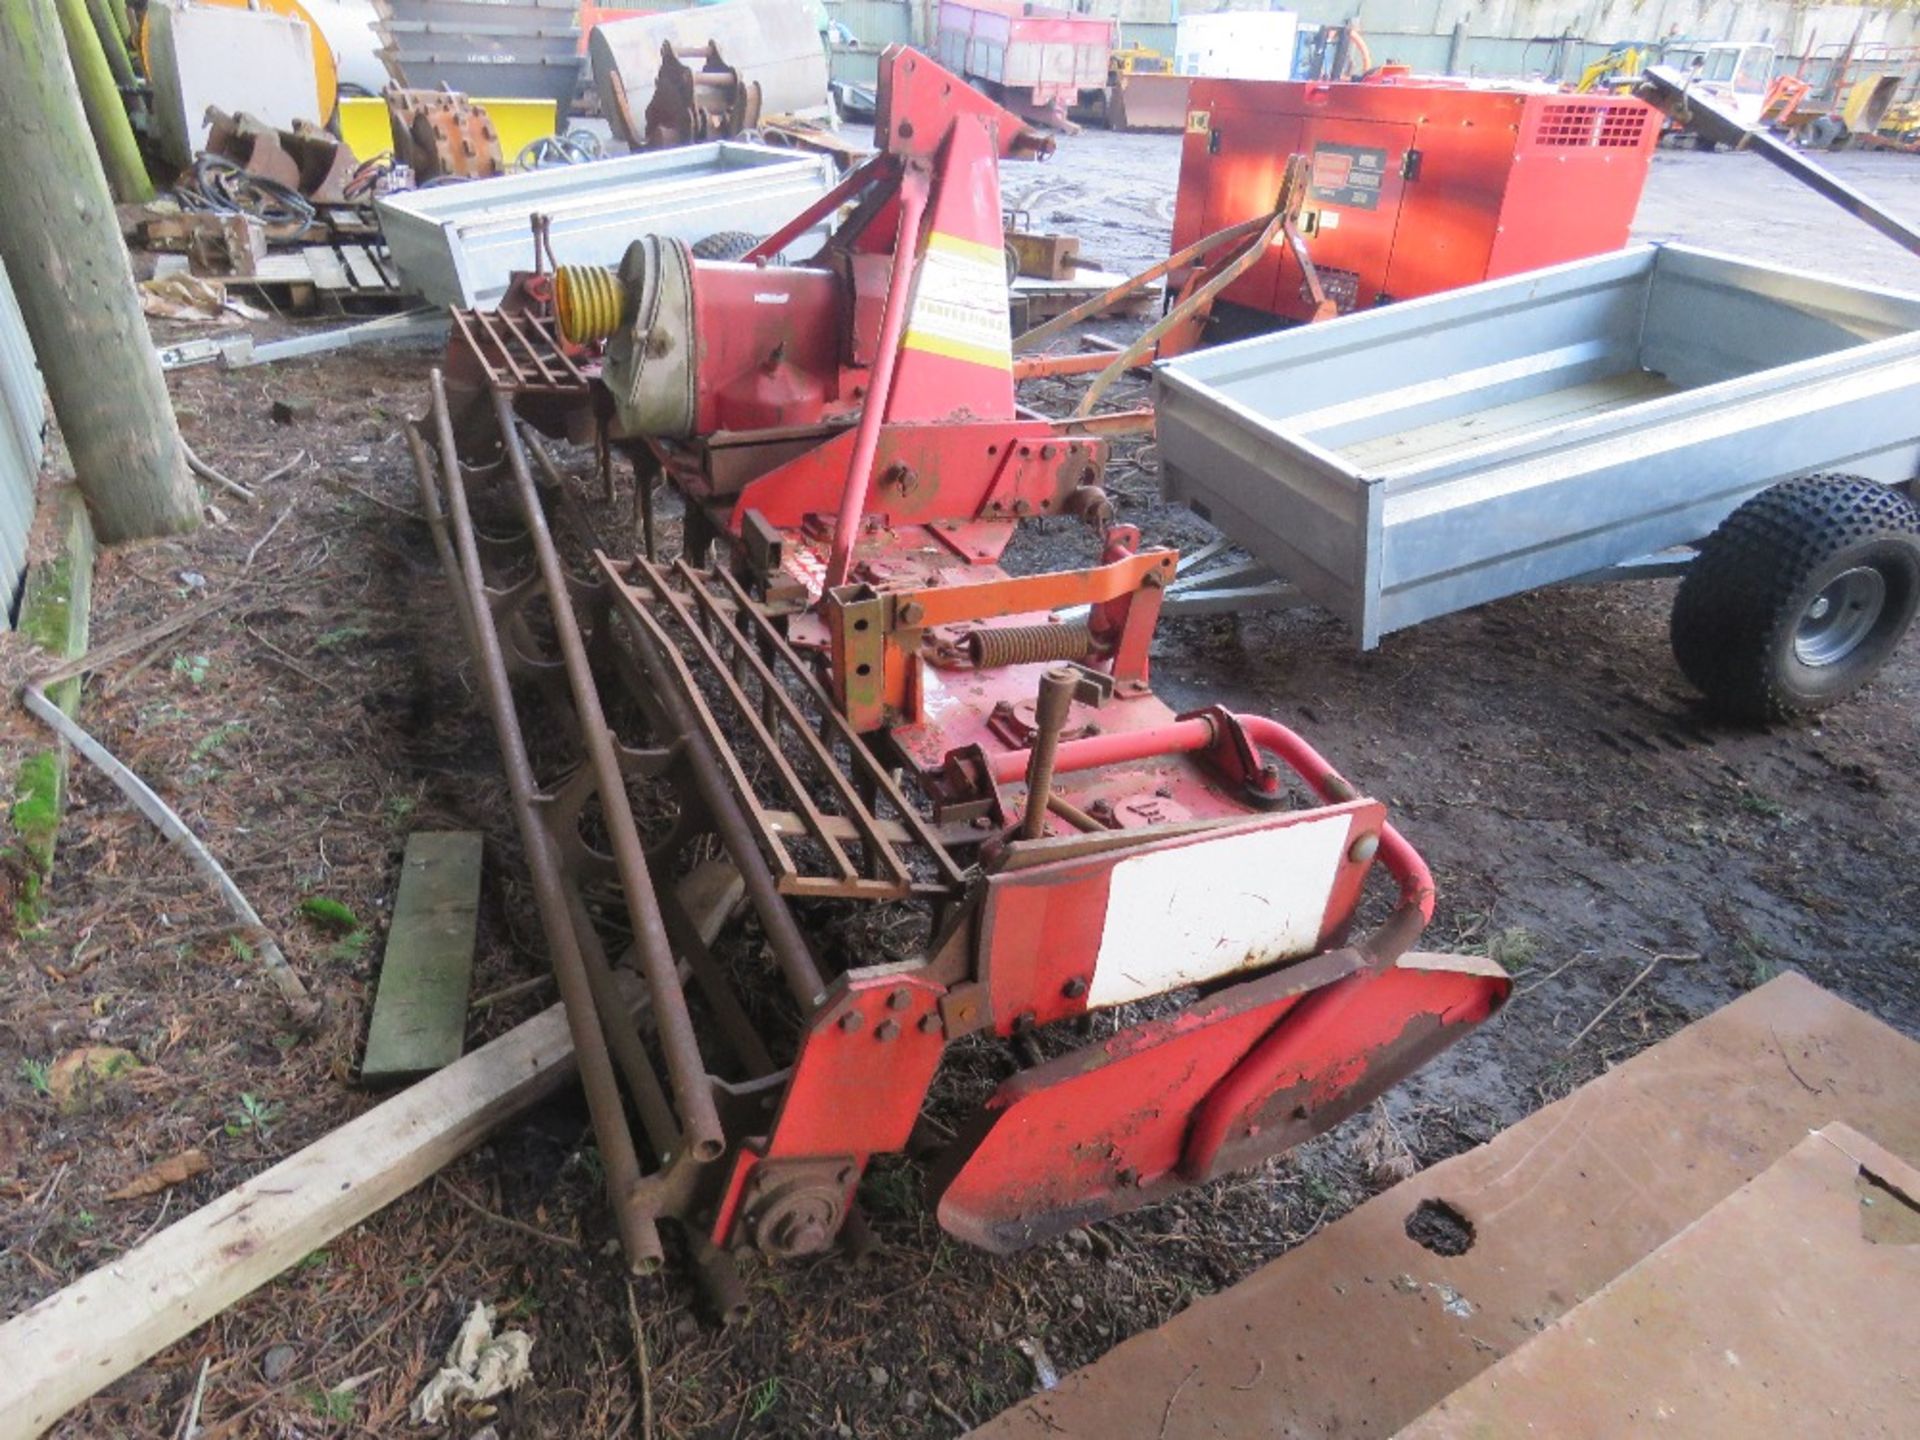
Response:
1671,474,1920,722
690,230,763,261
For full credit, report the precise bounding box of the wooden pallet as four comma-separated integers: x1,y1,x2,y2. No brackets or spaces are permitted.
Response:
223,244,413,314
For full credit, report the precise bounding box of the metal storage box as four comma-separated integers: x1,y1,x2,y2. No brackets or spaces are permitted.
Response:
376,143,839,310
1155,243,1920,647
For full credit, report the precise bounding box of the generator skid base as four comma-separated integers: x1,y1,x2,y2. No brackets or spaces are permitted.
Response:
410,45,1509,1304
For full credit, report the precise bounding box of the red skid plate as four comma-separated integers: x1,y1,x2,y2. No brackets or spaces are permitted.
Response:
930,952,1510,1252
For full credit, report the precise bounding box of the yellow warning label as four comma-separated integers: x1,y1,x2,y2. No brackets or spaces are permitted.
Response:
903,231,1011,371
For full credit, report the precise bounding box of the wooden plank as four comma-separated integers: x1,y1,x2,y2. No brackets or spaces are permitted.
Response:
339,245,389,292
299,245,351,292
0,866,741,1439
360,831,484,1081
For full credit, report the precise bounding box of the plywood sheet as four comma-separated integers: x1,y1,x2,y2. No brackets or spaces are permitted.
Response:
1402,1123,1920,1439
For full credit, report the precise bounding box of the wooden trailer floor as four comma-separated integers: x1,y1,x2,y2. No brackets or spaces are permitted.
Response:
1338,370,1682,474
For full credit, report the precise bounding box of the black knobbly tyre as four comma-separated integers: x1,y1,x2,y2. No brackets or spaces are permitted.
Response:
690,231,765,261
1671,473,1920,722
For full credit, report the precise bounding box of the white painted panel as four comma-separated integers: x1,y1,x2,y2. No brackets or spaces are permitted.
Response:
1087,814,1348,1008
149,3,322,168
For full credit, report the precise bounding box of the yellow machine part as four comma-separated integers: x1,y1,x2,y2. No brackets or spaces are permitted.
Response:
138,0,339,123
336,95,390,163
474,99,559,163
554,265,624,345
339,95,557,168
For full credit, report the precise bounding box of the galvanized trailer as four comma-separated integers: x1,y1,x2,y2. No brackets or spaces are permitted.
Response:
1154,242,1920,719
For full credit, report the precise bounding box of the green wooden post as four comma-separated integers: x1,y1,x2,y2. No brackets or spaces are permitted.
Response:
83,0,134,89
51,0,151,203
0,0,200,542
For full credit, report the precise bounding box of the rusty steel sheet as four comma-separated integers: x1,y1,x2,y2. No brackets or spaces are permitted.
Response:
1401,1121,1920,1440
967,972,1920,1440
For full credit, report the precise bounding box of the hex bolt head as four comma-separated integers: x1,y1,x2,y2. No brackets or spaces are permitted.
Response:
1062,976,1089,999
1349,832,1381,862
875,1019,900,1042
918,1013,943,1035
839,1010,865,1033
888,988,913,1011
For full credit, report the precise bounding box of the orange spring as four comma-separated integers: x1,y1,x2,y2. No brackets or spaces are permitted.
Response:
553,264,624,344
966,621,1095,669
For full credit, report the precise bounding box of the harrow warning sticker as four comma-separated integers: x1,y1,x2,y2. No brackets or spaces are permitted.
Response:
903,231,1012,370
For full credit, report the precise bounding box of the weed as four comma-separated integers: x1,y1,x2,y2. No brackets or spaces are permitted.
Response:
226,1092,283,1138
315,625,369,651
1736,935,1779,988
295,1249,330,1271
71,1210,96,1231
327,930,369,964
17,1057,51,1096
170,653,211,687
229,935,256,964
1299,1169,1343,1211
301,1386,357,1422
859,1161,921,1219
1486,926,1538,971
745,1378,781,1422
298,896,359,933
1738,791,1785,819
190,721,249,762
384,792,418,827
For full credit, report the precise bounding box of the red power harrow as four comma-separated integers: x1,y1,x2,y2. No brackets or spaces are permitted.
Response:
406,46,1508,1311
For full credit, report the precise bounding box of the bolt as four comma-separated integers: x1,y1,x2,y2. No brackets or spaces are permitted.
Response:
888,987,913,1011
1349,832,1380,862
899,601,926,626
918,1013,942,1035
875,1019,900,1042
1062,976,1088,999
839,1010,864,1033
1014,1010,1036,1031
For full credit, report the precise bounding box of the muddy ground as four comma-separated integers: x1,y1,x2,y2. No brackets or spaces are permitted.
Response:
2,138,1918,1439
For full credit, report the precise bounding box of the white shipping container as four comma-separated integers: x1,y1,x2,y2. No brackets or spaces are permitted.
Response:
1174,11,1298,81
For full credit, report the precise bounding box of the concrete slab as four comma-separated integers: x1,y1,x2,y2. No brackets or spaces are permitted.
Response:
1401,1122,1920,1439
968,973,1920,1440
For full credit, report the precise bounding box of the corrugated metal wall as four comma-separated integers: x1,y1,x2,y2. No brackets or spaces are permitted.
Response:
0,255,48,630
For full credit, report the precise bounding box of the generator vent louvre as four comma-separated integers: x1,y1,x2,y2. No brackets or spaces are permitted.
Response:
1532,102,1651,149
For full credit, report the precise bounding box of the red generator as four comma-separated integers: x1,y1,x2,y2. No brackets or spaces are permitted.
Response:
1171,74,1659,327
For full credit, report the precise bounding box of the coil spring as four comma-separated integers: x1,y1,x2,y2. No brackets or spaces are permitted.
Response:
553,264,625,344
966,621,1095,668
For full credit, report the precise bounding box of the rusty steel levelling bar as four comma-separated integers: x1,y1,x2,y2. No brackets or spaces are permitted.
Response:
487,386,727,1166
408,390,663,1273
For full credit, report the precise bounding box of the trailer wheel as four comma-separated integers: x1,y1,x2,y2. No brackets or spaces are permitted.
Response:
1671,474,1920,722
690,231,763,261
